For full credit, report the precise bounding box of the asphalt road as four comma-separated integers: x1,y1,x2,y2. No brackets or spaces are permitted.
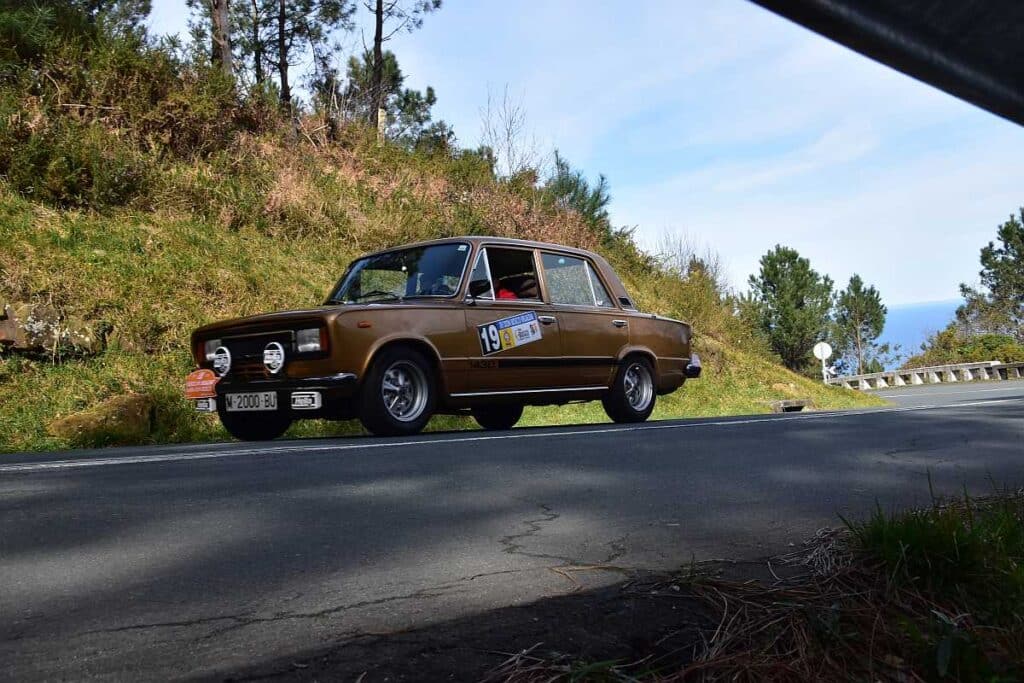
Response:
2,381,1022,681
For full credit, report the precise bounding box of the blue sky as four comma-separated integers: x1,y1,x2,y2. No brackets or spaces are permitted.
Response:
149,0,1024,306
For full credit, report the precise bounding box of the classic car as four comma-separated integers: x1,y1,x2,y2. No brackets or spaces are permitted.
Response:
187,237,701,439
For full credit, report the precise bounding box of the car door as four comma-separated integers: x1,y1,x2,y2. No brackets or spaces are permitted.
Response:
539,251,627,387
460,246,568,393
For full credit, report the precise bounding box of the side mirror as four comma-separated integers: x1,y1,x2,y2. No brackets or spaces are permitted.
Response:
467,279,491,298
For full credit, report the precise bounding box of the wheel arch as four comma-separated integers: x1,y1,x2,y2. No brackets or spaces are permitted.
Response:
615,345,658,373
362,335,447,394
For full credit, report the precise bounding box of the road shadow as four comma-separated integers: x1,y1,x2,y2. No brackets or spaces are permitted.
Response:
2,399,1021,680
202,571,719,682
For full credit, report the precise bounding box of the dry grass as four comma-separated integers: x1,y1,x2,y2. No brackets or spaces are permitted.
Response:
486,491,1024,682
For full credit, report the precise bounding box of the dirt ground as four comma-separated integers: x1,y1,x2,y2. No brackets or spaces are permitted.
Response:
212,563,787,682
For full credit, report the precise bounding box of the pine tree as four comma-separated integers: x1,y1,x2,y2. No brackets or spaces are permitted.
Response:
543,151,613,242
833,274,886,374
745,245,834,372
957,208,1024,341
334,49,450,148
364,0,441,129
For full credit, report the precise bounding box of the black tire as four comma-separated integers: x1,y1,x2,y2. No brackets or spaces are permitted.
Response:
602,357,657,423
217,405,292,441
358,345,436,436
472,404,524,430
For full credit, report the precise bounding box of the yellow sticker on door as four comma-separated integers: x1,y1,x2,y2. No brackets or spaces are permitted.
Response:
477,311,542,355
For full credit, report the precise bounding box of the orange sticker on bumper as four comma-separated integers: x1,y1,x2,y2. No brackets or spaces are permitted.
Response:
185,368,219,399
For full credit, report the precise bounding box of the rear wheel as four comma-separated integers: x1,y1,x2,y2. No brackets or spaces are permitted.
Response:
217,405,292,441
472,404,524,430
358,346,436,436
602,357,656,423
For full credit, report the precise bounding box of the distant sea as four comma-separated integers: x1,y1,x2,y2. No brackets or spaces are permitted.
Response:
878,300,960,369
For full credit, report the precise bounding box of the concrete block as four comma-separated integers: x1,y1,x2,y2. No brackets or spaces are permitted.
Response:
770,399,811,413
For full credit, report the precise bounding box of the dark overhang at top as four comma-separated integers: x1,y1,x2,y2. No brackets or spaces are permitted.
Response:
749,0,1024,126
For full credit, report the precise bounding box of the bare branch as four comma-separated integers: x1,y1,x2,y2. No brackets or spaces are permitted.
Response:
479,84,541,179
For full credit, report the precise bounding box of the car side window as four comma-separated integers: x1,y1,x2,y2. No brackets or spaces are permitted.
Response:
467,249,494,299
587,265,615,308
541,253,614,308
485,248,541,301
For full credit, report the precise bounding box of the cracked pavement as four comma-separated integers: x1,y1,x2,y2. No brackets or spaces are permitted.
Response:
1,382,1022,680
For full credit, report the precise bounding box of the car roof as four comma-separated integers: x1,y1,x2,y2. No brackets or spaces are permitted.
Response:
359,236,601,260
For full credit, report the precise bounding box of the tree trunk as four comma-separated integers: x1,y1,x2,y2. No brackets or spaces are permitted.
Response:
251,0,263,84
855,329,864,374
370,0,384,128
277,0,290,108
211,0,233,77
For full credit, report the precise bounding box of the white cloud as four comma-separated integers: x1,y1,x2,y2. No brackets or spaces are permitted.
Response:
708,122,881,193
618,125,1024,305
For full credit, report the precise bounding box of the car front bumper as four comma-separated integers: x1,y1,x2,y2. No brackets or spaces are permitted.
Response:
214,371,358,395
206,372,360,417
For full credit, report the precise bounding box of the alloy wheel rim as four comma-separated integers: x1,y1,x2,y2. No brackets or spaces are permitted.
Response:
624,363,653,412
381,361,428,422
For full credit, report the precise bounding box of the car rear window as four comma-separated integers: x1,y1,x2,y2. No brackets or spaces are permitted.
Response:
541,253,614,308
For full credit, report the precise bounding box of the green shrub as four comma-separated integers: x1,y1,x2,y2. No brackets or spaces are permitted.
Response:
852,496,1024,617
849,492,1024,679
904,325,1024,368
2,120,149,208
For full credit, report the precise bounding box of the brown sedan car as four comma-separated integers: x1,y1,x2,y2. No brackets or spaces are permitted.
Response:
188,237,701,439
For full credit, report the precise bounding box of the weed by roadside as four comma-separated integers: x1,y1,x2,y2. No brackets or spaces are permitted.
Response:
489,489,1024,682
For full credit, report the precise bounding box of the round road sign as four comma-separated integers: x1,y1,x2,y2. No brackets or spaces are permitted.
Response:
813,341,833,361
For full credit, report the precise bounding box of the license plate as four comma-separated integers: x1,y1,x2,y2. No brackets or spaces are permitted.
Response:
224,392,278,412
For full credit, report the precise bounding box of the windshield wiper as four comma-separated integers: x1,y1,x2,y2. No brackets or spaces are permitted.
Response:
346,290,404,303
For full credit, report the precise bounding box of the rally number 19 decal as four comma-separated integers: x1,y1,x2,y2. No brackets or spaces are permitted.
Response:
479,325,502,354
477,311,542,356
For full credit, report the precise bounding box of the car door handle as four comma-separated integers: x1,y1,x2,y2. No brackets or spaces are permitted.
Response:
537,315,557,325
612,319,628,327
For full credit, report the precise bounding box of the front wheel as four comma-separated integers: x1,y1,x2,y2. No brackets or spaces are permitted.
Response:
358,346,436,436
602,357,656,423
217,407,292,441
472,404,524,430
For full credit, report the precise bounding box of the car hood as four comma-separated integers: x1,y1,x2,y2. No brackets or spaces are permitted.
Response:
191,300,465,338
192,307,339,338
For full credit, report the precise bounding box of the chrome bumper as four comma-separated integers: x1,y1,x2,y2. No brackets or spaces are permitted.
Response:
214,372,358,396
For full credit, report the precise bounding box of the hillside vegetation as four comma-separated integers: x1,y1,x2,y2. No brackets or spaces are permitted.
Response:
0,20,878,452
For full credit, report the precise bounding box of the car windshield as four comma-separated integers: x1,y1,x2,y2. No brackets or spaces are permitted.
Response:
327,242,470,304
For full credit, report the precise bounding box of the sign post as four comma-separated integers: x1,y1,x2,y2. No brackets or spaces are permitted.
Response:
813,341,833,384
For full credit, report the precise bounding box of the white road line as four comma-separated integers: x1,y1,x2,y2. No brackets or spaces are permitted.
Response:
1,398,1020,474
876,386,1024,398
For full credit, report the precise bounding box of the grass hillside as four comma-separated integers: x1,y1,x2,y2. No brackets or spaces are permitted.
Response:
0,26,880,453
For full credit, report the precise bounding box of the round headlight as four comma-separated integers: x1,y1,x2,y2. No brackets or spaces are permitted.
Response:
263,341,286,374
212,346,232,376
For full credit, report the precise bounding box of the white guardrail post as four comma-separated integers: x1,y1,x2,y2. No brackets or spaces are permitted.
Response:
826,361,1024,390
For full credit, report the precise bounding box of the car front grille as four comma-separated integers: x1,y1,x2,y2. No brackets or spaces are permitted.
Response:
232,360,270,381
222,331,294,379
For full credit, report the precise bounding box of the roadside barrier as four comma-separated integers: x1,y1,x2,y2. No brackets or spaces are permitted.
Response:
827,361,1024,390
